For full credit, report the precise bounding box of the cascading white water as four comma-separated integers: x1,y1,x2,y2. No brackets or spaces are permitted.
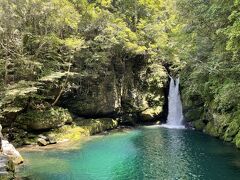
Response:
163,76,185,129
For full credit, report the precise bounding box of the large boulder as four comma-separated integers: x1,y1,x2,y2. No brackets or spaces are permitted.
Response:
45,118,118,142
75,118,118,135
37,138,48,146
2,140,23,165
16,107,73,131
61,69,121,116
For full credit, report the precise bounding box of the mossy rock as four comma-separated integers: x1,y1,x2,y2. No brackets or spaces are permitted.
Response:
215,114,231,138
140,107,162,121
46,125,88,141
46,118,118,141
204,114,231,138
75,118,118,135
193,120,205,131
224,120,240,142
234,131,240,149
184,107,203,122
204,121,219,137
16,107,72,131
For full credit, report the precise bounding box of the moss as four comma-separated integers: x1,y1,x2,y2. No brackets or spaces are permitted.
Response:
204,113,231,138
46,125,88,141
235,132,240,149
75,118,118,135
22,136,38,145
0,156,15,180
226,111,240,144
140,107,162,121
204,121,219,137
193,120,205,131
45,118,118,141
16,107,72,131
215,114,231,138
224,120,240,142
184,107,204,122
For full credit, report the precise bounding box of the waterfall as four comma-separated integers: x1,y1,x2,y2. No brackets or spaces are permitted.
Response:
163,76,185,129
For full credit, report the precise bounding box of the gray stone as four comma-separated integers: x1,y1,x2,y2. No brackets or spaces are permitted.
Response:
37,138,48,146
2,140,24,164
48,137,57,144
38,135,48,141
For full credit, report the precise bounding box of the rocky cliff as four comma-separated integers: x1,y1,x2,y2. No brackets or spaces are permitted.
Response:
60,57,168,123
0,56,168,147
181,74,240,149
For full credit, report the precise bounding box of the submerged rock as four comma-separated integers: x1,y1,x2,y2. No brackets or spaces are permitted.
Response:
2,140,23,165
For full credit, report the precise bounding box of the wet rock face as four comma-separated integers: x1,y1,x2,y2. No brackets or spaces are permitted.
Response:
61,57,168,122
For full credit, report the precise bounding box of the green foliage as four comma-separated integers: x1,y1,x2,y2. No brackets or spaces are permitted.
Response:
1,0,239,150
179,0,240,116
0,0,178,123
178,0,240,147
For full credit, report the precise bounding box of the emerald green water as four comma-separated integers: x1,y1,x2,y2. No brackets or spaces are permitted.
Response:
20,126,240,180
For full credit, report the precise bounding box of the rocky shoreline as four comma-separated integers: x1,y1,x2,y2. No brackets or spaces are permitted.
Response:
0,118,128,179
18,125,134,152
15,125,135,179
0,123,24,179
0,140,23,179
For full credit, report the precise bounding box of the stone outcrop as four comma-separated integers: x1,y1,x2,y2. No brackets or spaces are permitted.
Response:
45,118,119,142
0,124,22,179
15,107,73,131
182,87,240,149
37,138,48,146
61,57,168,122
2,140,23,165
75,118,118,135
37,135,57,146
0,124,23,165
0,58,168,152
